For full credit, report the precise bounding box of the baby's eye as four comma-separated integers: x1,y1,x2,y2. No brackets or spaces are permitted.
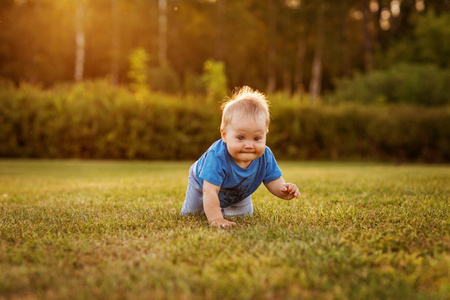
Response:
237,136,244,141
254,137,261,141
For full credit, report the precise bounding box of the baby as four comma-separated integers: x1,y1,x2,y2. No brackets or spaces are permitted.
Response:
181,86,300,227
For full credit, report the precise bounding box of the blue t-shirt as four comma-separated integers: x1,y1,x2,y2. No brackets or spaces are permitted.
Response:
194,139,282,208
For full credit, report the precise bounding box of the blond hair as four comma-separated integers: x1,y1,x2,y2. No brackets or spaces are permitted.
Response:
220,86,270,132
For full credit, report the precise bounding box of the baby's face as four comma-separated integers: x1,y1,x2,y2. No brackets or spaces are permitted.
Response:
221,117,267,169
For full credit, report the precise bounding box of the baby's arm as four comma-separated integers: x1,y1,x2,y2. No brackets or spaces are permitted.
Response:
203,180,236,228
264,177,300,200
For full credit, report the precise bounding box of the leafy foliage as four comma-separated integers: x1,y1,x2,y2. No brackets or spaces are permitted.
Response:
328,63,450,106
148,60,181,93
1,82,449,162
381,10,450,69
1,1,448,94
127,47,150,95
202,59,228,102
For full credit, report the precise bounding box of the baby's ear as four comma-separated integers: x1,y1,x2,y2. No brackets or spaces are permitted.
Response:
220,129,227,142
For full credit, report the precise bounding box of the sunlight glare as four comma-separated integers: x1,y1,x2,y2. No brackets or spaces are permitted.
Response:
415,0,425,12
285,0,301,9
380,8,391,30
370,0,379,13
390,0,401,17
350,9,363,21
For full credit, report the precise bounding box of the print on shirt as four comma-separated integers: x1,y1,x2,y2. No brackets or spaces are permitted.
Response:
218,177,250,208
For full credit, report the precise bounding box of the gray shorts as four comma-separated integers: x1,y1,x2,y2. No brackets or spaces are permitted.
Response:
180,162,253,216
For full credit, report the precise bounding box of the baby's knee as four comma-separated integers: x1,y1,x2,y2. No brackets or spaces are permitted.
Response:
180,204,204,216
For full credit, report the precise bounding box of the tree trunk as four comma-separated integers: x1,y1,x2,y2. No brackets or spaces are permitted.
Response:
341,4,350,77
294,25,306,94
110,0,120,86
74,0,85,82
158,0,167,64
362,0,373,72
215,0,226,61
267,0,277,93
283,69,291,95
309,2,324,104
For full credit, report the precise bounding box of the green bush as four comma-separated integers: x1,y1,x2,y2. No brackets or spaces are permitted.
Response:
0,81,220,160
1,82,449,162
148,61,181,93
328,63,450,106
269,102,450,162
127,48,150,95
183,71,206,95
202,59,228,102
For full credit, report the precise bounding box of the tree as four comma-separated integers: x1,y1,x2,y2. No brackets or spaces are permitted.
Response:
377,9,450,69
294,15,307,94
110,0,121,86
74,0,86,82
361,0,374,72
309,1,324,103
158,0,167,64
215,0,226,61
0,0,448,92
267,0,277,93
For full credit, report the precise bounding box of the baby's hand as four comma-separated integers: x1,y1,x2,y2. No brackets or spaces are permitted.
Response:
281,183,301,200
210,218,236,228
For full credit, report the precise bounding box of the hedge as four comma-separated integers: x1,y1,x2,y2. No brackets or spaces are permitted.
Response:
270,101,450,162
327,63,450,106
1,82,449,162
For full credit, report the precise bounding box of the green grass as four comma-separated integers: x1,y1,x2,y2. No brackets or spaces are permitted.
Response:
0,160,449,300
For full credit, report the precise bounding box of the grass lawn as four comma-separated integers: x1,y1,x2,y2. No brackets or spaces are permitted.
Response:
0,160,448,300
